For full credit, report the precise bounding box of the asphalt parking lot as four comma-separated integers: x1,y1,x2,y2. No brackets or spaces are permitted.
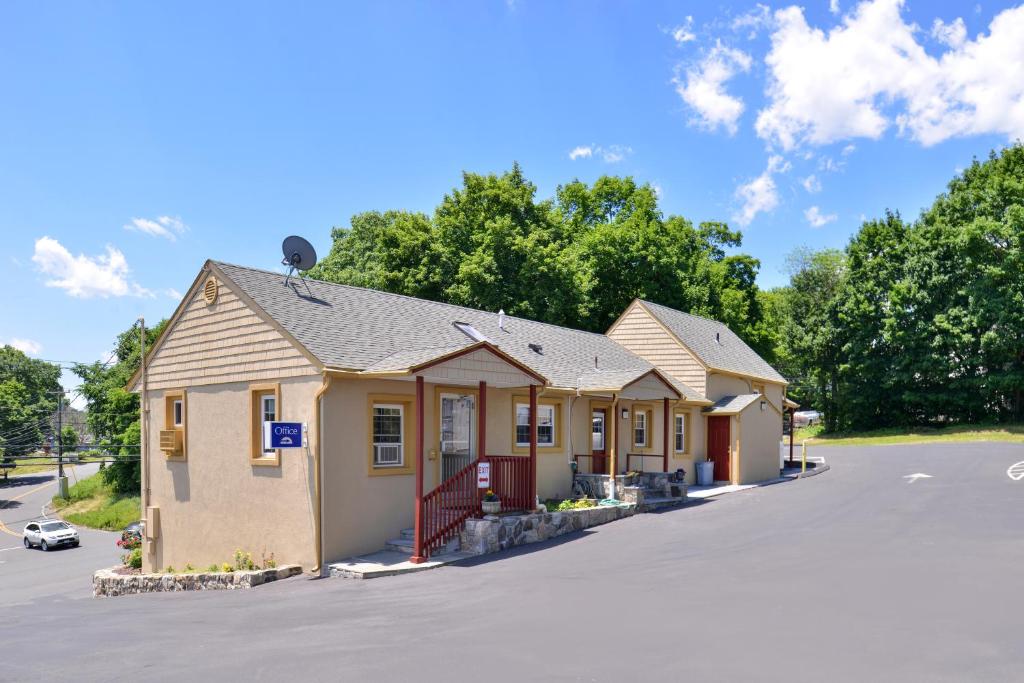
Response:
0,442,1022,682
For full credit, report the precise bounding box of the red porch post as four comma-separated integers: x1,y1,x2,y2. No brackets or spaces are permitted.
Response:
411,375,426,563
478,381,487,462
663,398,670,473
529,383,537,508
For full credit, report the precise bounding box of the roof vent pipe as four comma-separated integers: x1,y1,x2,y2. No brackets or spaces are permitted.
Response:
498,309,506,331
716,332,721,344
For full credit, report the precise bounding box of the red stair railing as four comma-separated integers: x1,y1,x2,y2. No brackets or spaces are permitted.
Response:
485,455,531,512
420,458,479,558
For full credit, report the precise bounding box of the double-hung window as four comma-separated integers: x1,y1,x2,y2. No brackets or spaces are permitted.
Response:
633,409,648,448
515,403,555,447
674,413,687,453
372,404,404,467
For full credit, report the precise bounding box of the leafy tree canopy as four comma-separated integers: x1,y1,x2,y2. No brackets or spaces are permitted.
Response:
309,164,777,358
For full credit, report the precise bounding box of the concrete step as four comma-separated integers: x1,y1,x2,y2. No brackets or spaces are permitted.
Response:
400,528,414,540
384,538,415,554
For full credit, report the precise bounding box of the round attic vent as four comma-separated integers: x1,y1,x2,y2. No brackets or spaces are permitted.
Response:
203,276,219,305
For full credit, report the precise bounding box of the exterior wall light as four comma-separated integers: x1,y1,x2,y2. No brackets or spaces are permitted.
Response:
760,400,767,411
621,408,629,419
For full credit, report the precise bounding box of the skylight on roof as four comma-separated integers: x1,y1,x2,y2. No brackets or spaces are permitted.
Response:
453,321,492,344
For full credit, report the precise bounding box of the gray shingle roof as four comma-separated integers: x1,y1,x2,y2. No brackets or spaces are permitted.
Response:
638,300,787,383
703,394,762,415
213,262,706,400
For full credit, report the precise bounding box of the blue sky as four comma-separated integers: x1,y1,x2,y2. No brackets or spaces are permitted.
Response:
2,0,1023,399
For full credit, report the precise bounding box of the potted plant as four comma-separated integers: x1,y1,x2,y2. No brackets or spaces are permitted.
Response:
481,489,501,515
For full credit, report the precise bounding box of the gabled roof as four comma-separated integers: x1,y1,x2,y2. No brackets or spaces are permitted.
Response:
210,262,707,399
636,300,787,384
703,394,762,415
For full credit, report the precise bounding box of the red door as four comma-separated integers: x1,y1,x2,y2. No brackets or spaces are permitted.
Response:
707,416,731,482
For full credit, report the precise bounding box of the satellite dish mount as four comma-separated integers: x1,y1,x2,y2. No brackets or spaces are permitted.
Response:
281,235,318,288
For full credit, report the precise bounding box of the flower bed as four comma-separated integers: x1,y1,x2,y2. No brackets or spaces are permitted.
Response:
93,564,302,597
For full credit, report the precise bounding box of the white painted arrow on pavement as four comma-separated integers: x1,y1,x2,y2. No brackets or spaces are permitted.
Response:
1008,462,1024,481
904,473,933,483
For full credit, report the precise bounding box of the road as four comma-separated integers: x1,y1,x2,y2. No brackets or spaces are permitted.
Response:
0,463,120,606
1,442,1022,682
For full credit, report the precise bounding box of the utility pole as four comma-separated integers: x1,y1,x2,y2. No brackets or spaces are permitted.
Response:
140,317,150,558
57,391,64,478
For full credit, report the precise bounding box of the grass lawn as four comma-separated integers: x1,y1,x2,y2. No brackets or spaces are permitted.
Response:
51,472,140,530
1,454,110,477
793,423,1024,447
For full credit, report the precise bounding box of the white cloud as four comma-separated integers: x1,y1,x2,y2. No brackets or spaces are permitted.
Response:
931,17,967,48
651,183,664,199
755,1,1024,150
669,16,696,44
601,145,632,163
165,288,183,300
4,338,42,356
802,174,822,193
569,144,632,163
841,143,856,156
125,215,188,241
805,205,838,227
732,4,772,38
829,0,841,16
569,145,594,160
32,237,152,299
674,40,753,135
734,155,788,226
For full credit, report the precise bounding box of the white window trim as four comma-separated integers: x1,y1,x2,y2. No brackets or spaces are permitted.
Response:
515,403,556,448
674,414,686,453
373,403,405,468
260,395,277,455
634,411,648,448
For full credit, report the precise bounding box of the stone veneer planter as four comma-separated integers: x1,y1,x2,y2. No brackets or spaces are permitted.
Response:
93,564,302,597
459,504,637,556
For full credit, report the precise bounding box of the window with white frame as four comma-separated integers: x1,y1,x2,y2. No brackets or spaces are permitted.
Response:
260,394,276,455
373,404,404,467
172,399,183,427
674,413,686,453
634,410,648,448
515,403,555,447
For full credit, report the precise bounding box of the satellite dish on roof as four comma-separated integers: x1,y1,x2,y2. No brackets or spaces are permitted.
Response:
282,236,317,272
281,236,317,288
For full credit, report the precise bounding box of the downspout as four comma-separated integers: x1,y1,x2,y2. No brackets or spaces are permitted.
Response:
312,374,331,574
608,393,618,500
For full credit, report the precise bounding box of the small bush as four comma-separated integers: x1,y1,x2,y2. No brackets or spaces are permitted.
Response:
125,547,142,569
207,564,219,572
234,549,255,571
555,499,593,511
165,566,175,574
221,563,232,573
184,563,195,573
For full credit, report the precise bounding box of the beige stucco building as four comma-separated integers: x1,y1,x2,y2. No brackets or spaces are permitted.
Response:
131,261,791,574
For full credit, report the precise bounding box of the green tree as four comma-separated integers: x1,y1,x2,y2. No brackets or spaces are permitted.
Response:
0,347,61,457
59,425,79,453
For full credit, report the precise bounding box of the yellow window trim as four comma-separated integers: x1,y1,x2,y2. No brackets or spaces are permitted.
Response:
511,394,563,454
367,393,416,476
672,408,692,458
162,389,187,460
250,383,281,467
631,403,653,452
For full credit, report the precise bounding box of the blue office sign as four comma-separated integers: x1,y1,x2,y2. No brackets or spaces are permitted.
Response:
264,421,304,449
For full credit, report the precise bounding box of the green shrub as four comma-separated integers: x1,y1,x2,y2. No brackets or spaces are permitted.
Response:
221,562,232,573
555,499,593,511
207,564,219,573
125,547,142,569
184,563,195,573
234,549,256,571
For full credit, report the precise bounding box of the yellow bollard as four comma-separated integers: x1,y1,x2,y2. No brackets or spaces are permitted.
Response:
801,441,807,474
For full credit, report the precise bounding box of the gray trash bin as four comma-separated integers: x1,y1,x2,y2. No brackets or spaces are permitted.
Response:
697,461,714,486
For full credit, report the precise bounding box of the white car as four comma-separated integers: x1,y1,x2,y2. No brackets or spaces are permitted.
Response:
23,520,80,551
793,410,823,427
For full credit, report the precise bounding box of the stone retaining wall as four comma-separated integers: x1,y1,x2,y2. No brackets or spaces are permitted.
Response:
93,564,302,597
459,504,636,556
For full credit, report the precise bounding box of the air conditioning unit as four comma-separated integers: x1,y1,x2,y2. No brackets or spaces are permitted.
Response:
160,429,183,456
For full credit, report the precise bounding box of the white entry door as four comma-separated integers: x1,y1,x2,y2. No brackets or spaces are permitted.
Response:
440,393,476,482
